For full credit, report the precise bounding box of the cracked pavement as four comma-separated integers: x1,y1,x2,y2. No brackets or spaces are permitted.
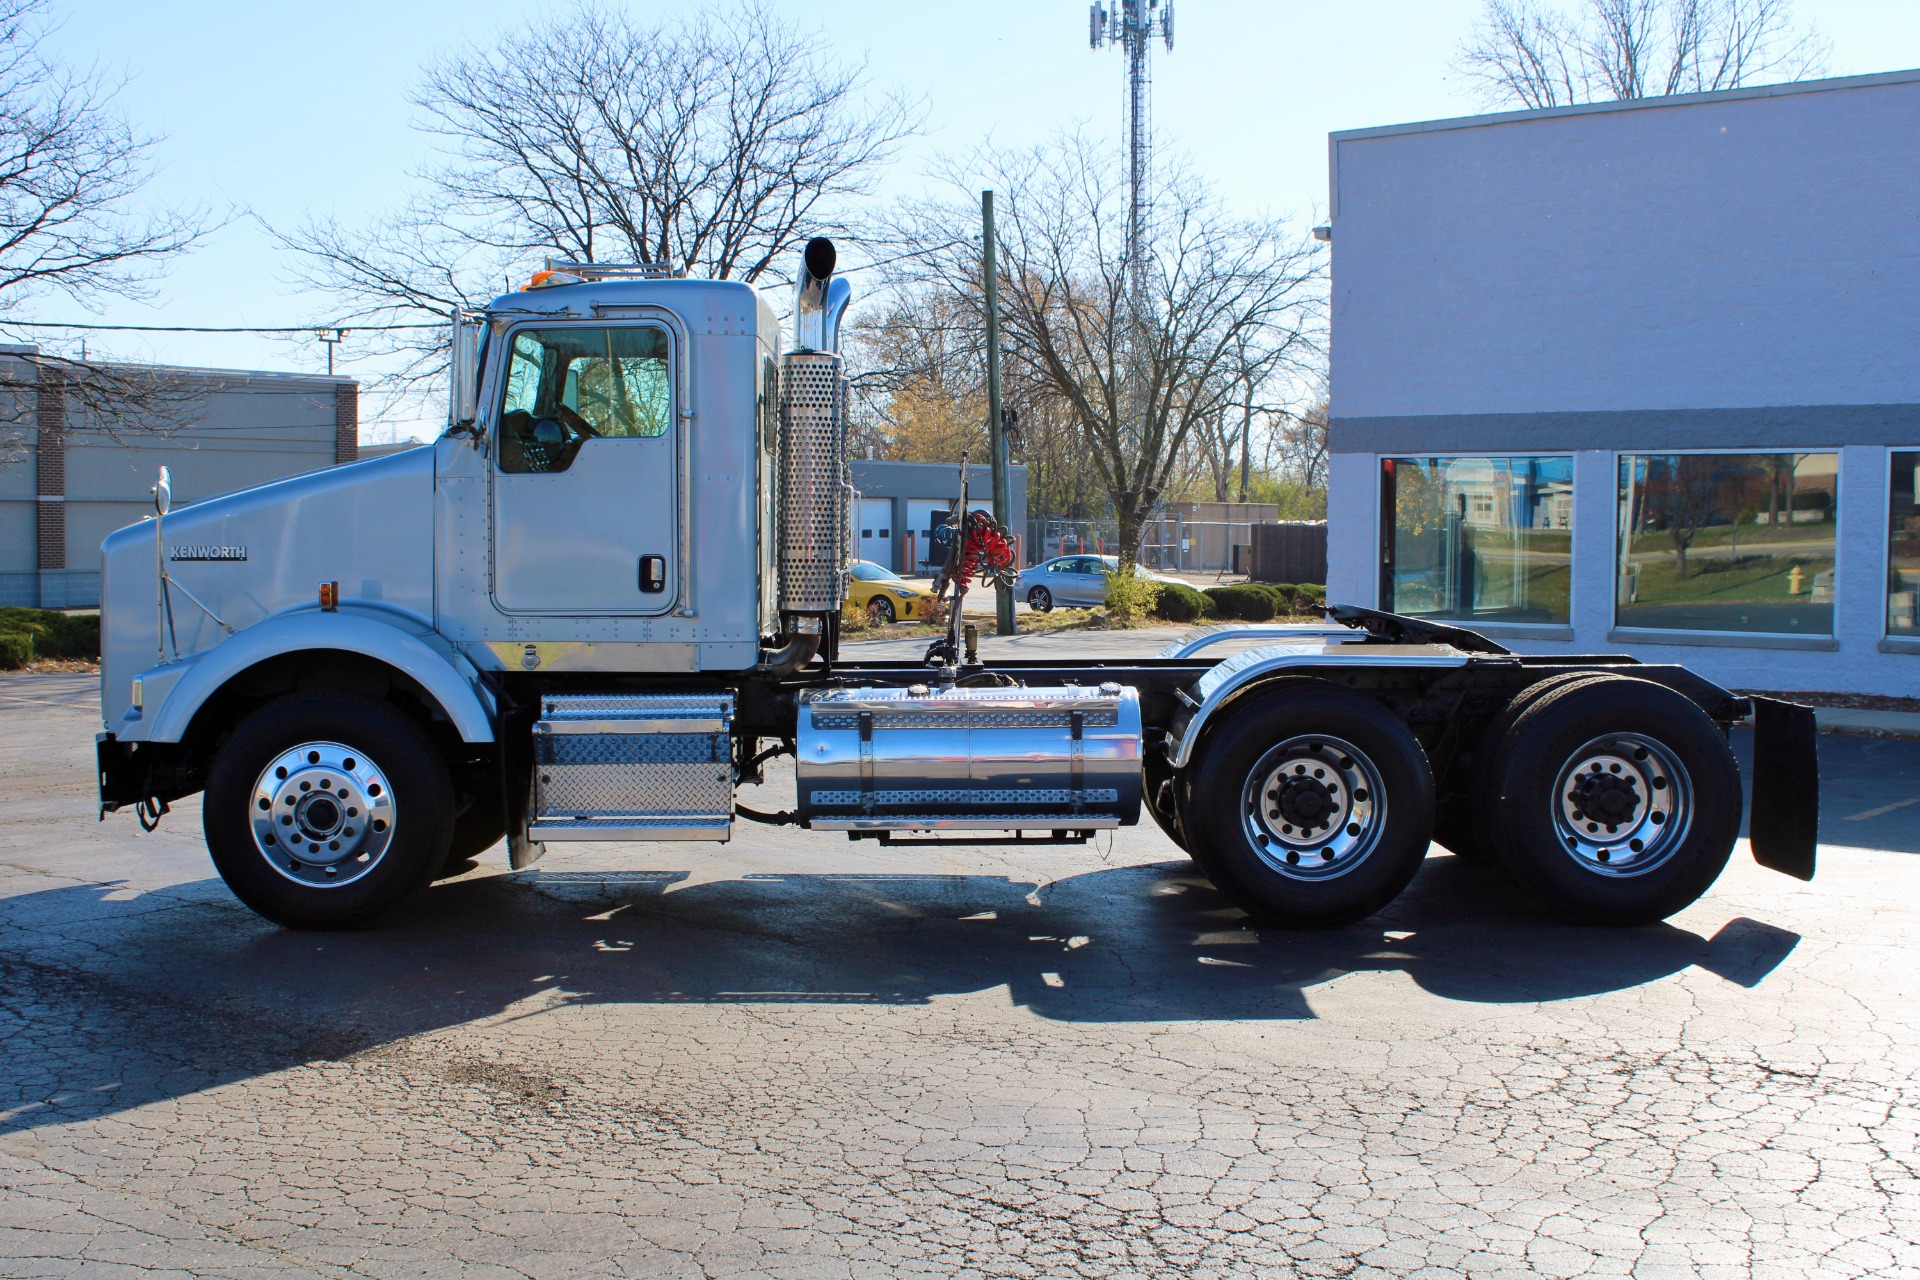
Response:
2,673,1916,1278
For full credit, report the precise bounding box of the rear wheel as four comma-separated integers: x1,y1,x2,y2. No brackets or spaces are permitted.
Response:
1440,672,1597,862
204,693,454,928
1027,586,1053,612
1187,684,1435,927
1481,675,1740,924
1142,753,1190,855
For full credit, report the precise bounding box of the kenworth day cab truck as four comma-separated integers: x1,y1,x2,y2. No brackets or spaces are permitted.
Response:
95,240,1819,931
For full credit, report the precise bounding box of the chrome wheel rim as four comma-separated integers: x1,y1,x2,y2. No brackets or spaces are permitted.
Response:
250,741,396,888
1550,732,1692,877
1240,734,1385,881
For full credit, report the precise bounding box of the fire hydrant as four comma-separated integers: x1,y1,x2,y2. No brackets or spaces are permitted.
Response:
1788,564,1806,595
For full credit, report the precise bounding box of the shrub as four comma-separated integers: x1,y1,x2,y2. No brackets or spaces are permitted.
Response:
1152,582,1211,623
1258,583,1297,614
1203,584,1279,622
0,608,100,668
1293,582,1326,611
0,629,31,669
1103,566,1158,627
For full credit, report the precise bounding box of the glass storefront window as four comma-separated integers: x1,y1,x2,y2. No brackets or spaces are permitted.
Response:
1380,456,1573,625
1615,453,1838,636
1891,451,1919,638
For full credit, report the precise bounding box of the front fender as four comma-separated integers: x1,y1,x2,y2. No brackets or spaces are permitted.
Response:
127,607,496,745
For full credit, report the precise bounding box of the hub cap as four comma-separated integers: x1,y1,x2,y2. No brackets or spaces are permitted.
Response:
1240,734,1385,881
1551,732,1692,877
249,741,395,888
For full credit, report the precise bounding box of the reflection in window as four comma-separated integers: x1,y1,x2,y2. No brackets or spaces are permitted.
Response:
1380,456,1573,625
1616,453,1837,636
1891,452,1919,638
498,326,670,474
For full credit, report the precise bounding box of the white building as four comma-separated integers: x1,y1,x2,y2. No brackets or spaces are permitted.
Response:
1323,69,1920,697
0,349,359,608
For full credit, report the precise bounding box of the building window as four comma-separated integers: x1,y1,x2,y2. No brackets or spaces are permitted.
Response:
1891,451,1919,638
1380,456,1573,625
1615,453,1838,636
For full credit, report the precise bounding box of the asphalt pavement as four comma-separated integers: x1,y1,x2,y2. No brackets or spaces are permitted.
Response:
2,668,1915,1278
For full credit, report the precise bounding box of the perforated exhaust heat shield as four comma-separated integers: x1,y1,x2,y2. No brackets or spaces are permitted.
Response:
776,350,848,614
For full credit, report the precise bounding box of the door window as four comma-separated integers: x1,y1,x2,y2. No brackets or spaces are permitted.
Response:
498,326,671,474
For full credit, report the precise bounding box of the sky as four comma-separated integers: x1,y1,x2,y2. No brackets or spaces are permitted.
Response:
26,0,1920,441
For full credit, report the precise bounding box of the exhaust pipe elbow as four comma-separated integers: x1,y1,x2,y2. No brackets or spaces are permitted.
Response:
792,237,852,354
755,629,822,677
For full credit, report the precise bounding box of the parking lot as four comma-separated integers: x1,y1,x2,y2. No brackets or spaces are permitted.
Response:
2,666,1916,1279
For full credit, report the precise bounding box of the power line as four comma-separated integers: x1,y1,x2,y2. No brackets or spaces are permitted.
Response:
0,320,443,334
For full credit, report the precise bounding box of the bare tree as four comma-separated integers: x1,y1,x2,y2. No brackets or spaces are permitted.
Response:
1456,0,1829,109
275,0,921,404
882,131,1325,572
0,0,208,467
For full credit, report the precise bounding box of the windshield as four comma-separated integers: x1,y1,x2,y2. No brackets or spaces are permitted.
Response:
848,561,897,582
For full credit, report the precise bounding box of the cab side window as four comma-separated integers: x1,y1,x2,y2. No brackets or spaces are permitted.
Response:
498,326,671,474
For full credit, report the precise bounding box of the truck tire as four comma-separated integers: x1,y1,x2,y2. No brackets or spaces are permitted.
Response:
1439,672,1597,863
1480,674,1740,924
437,790,505,878
1142,753,1190,855
1186,684,1435,927
203,692,455,929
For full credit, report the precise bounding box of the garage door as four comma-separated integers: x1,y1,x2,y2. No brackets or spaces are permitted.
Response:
856,498,894,571
906,498,993,574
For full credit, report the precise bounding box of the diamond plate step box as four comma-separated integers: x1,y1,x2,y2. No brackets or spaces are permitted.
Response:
529,693,735,841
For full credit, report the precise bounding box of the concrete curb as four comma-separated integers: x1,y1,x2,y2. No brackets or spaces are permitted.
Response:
1812,707,1920,738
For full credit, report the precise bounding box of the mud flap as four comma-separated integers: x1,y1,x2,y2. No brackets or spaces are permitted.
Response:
496,694,545,871
1748,697,1818,881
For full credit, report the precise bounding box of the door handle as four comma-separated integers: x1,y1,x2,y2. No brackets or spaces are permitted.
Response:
639,555,666,593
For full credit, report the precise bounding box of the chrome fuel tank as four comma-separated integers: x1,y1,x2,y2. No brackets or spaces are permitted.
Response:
796,684,1143,832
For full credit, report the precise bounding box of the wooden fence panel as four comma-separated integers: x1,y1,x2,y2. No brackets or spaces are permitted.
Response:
1250,522,1328,585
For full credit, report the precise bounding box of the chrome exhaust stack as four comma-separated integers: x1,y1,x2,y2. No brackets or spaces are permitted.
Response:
774,238,853,631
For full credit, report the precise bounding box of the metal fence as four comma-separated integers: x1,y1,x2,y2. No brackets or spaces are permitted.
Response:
1025,516,1276,574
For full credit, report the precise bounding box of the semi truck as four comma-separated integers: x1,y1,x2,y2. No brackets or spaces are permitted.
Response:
94,239,1819,931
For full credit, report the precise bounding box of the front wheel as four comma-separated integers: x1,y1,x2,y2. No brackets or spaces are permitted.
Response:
866,596,896,625
1027,586,1053,612
1186,683,1435,927
1480,675,1740,924
204,693,454,928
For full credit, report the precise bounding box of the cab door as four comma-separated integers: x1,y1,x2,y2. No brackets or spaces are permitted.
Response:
490,323,679,615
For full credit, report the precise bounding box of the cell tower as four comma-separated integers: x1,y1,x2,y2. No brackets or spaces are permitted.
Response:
1089,1,1174,301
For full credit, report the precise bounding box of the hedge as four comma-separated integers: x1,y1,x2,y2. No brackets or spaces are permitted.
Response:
1152,581,1211,623
1198,583,1327,622
0,608,101,669
1203,584,1278,621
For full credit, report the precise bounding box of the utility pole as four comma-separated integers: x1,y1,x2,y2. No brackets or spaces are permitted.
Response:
983,190,1015,636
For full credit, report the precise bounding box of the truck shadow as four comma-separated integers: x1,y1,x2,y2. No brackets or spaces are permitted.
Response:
0,854,1799,1137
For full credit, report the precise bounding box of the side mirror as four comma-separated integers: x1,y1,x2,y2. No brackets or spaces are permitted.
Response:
448,309,483,428
153,465,172,516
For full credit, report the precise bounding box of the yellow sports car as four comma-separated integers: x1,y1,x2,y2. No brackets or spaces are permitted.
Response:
844,560,937,624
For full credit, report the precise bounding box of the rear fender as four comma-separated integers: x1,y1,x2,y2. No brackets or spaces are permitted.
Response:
129,607,496,745
1164,642,1478,768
